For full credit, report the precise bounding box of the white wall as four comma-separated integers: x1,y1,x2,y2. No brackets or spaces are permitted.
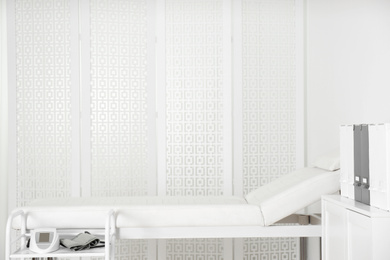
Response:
306,0,390,164
306,3,390,258
1,0,8,255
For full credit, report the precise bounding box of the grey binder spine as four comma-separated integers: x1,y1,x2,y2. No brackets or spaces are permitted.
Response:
353,124,370,205
354,125,362,203
360,124,370,205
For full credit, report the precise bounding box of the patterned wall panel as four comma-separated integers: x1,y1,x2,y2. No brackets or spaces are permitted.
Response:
90,240,149,260
90,0,150,197
166,239,224,260
242,0,297,194
242,0,298,259
244,238,298,260
113,239,149,260
164,1,226,259
90,1,151,259
165,0,225,197
14,0,73,207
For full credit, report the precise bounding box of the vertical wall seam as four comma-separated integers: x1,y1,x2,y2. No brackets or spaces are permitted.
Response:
148,0,158,197
70,0,81,197
296,0,305,169
156,0,166,197
223,0,233,197
7,0,16,211
232,0,243,198
1,0,9,255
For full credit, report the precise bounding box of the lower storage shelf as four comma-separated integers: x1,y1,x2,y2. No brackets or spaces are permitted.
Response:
6,209,115,260
10,246,106,258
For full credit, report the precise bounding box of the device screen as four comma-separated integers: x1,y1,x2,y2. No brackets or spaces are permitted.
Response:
39,232,50,243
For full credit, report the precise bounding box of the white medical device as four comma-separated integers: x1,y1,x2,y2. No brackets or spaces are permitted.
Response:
29,228,60,254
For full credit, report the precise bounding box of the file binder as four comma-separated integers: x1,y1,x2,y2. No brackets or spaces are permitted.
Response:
360,124,370,205
340,125,355,199
369,124,389,211
354,125,363,203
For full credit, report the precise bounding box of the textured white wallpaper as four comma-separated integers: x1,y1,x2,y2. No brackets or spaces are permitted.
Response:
242,0,299,258
90,0,151,197
242,0,297,194
165,0,225,197
90,0,152,258
14,0,74,207
166,238,224,260
1,0,9,255
164,1,227,259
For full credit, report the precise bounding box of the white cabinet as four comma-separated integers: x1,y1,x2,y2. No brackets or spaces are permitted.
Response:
347,209,372,260
322,201,347,260
322,195,390,260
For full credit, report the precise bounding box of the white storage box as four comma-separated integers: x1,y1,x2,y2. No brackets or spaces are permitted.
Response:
368,124,390,211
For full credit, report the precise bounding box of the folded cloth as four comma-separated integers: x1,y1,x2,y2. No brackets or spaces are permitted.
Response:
60,231,104,251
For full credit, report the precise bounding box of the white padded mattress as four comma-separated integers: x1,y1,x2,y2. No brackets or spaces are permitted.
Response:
11,167,340,229
13,196,264,229
245,168,340,226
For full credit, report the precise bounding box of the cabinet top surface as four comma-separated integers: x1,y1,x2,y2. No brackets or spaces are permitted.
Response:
322,195,390,217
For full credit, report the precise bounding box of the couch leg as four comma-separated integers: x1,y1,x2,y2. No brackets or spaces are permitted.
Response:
300,237,307,260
